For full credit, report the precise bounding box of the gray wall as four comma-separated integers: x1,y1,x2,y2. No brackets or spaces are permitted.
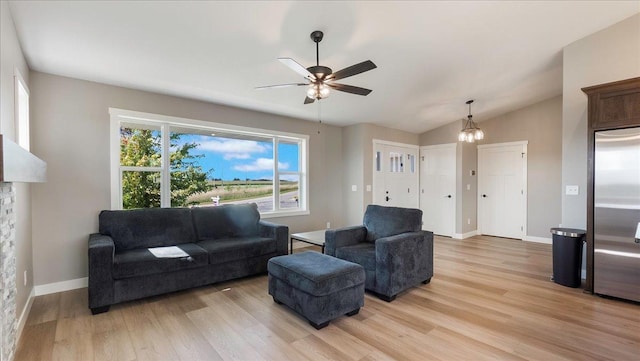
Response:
342,123,419,226
0,0,33,324
478,96,563,238
29,71,343,286
562,13,640,229
419,96,563,239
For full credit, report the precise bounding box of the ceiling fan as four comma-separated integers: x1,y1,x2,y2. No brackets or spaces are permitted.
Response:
257,30,377,104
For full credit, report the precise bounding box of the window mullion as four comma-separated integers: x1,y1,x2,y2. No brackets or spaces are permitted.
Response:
161,124,171,207
273,137,279,212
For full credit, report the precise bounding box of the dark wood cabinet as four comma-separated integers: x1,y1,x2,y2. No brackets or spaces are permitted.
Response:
582,77,640,293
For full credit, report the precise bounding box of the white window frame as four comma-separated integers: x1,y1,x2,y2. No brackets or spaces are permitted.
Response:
14,69,30,150
109,108,309,218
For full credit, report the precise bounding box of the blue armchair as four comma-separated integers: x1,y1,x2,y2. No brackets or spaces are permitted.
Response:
325,205,433,301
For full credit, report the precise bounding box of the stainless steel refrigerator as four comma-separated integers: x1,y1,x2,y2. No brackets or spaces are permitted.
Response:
594,127,640,302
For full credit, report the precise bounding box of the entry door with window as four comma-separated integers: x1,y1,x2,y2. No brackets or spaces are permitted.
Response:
373,141,419,209
420,144,456,237
478,141,527,239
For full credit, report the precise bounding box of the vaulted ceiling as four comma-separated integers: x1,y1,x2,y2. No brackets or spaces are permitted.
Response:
8,1,640,133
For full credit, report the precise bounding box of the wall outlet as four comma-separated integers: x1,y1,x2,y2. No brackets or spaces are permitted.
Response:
467,218,471,225
566,185,579,195
466,184,471,191
326,222,331,229
23,270,27,286
351,185,357,192
366,185,371,192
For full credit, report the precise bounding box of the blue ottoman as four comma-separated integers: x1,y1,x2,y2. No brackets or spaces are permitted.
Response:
268,251,365,329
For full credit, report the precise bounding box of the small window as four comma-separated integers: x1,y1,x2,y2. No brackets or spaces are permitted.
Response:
408,154,416,173
389,152,404,173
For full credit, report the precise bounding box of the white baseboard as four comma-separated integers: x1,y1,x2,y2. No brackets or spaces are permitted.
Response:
34,277,87,296
16,287,35,346
523,235,552,244
454,230,478,239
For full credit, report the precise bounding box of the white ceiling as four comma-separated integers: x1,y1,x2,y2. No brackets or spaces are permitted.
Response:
8,1,640,133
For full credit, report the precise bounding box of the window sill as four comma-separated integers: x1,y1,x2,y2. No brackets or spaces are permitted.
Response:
261,209,310,219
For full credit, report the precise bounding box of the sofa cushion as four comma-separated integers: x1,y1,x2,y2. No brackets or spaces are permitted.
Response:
112,243,208,280
335,243,376,271
197,236,276,265
267,251,365,296
363,205,422,243
99,208,197,251
192,203,260,239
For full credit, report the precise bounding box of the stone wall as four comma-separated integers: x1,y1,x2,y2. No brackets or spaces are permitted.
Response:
0,182,16,361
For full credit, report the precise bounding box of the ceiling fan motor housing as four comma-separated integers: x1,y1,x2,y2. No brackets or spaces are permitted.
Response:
307,65,332,80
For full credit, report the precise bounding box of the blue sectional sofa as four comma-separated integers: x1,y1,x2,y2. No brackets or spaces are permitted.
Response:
88,203,288,314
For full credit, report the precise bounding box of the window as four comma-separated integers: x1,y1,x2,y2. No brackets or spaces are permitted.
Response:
14,70,29,150
110,109,309,217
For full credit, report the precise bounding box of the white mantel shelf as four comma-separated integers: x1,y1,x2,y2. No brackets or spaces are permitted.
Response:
0,134,46,183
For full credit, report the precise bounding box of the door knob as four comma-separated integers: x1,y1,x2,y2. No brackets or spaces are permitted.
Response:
445,195,452,198
386,196,391,202
482,194,487,198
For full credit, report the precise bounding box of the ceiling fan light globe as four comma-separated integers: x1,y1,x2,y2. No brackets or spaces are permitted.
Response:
319,84,330,98
306,86,318,99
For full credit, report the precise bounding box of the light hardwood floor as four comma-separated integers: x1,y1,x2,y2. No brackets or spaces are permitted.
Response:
15,235,640,361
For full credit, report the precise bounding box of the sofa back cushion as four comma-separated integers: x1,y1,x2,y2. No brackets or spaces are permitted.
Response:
99,208,197,251
363,205,422,243
192,203,260,239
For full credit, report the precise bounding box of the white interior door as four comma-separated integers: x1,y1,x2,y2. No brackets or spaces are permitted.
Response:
478,141,527,239
373,141,419,209
420,144,456,237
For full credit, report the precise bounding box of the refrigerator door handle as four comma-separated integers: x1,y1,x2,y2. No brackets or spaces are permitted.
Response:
635,222,640,244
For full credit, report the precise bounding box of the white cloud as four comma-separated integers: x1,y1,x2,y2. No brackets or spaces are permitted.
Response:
234,158,289,172
198,138,268,160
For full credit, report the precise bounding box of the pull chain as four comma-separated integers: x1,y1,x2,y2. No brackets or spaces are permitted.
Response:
317,99,322,134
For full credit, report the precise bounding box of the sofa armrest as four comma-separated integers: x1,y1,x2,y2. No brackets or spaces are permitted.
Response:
375,230,434,296
88,233,115,310
325,226,367,256
259,220,289,256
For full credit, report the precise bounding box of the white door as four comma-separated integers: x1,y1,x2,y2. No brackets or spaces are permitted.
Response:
373,141,419,209
420,144,456,237
478,141,527,239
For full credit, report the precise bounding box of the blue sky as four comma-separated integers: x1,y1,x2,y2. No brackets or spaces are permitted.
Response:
174,134,299,181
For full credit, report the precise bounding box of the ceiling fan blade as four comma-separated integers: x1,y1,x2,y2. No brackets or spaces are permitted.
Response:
255,83,307,90
304,96,315,104
278,58,316,81
327,60,376,81
327,83,372,96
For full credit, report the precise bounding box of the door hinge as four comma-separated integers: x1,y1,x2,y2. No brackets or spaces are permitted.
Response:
521,189,523,195
521,226,523,231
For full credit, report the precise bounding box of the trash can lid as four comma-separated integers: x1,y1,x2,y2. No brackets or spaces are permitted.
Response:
550,228,586,237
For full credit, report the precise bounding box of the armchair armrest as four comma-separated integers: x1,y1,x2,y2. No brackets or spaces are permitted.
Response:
259,220,289,256
325,226,367,256
375,230,434,297
88,233,115,310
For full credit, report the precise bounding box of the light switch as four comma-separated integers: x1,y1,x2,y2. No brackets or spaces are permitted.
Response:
351,185,357,192
366,185,371,192
565,185,579,195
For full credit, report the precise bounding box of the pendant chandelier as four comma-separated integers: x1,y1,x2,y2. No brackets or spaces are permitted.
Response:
458,100,484,143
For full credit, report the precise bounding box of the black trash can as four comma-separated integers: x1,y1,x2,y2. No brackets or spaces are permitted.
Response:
550,228,586,288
